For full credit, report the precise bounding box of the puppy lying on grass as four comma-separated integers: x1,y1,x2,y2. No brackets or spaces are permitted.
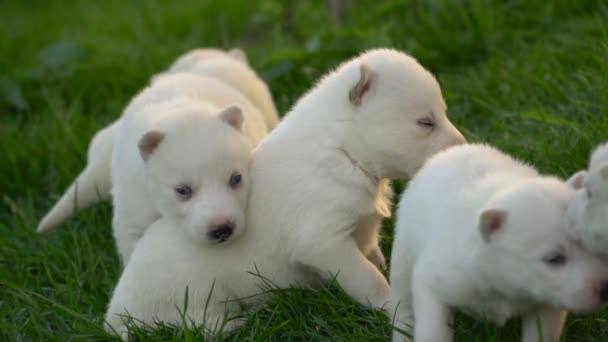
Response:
36,47,277,236
109,72,268,264
388,144,608,342
566,142,608,256
104,48,466,338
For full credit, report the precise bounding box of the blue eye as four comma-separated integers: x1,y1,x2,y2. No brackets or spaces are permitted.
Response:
543,252,567,267
229,172,242,189
174,184,193,200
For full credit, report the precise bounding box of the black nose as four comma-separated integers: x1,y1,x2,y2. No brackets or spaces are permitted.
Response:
207,223,234,243
599,283,608,302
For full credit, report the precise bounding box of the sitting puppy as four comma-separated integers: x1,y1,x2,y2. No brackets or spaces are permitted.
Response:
36,48,277,233
387,144,608,342
566,142,608,255
104,48,466,336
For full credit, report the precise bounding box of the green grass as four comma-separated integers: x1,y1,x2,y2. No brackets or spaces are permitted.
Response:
1,0,608,340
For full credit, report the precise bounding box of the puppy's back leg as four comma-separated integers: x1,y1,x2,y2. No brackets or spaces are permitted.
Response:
37,122,116,232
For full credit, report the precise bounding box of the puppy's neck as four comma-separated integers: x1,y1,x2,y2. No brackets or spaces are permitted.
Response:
338,147,380,186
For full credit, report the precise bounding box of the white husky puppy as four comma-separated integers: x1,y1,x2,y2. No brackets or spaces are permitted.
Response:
37,48,276,233
237,48,466,309
109,73,267,264
388,144,608,342
566,142,608,255
103,48,465,338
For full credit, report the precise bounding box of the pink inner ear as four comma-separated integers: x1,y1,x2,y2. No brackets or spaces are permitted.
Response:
480,209,506,239
226,116,240,127
138,131,165,161
220,105,243,131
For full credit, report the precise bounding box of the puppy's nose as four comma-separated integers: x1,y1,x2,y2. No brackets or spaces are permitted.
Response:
207,222,234,243
598,282,608,302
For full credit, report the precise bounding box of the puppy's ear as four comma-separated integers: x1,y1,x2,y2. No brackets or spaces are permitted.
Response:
138,131,165,162
228,48,247,64
349,63,372,106
566,170,587,190
219,105,243,132
479,209,507,241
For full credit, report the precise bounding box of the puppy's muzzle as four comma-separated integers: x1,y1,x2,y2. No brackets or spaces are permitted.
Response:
207,221,234,243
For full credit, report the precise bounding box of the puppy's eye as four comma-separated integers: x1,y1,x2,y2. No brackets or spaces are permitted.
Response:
416,117,435,129
229,172,242,189
542,252,567,267
174,184,193,200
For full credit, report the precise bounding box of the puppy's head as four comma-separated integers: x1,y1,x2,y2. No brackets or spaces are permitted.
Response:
478,177,608,312
340,49,466,179
138,104,252,244
566,163,608,255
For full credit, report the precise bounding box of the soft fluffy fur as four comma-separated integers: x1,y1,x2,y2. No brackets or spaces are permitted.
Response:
104,49,466,336
241,48,465,308
158,48,278,129
388,144,608,342
104,217,245,339
110,73,267,264
37,48,277,233
566,142,608,255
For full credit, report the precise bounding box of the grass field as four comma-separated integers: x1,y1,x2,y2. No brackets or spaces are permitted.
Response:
1,0,608,340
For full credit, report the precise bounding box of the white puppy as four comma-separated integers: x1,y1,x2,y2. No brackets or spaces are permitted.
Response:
388,144,608,342
110,73,267,264
566,142,608,255
104,49,466,336
37,48,277,233
239,48,466,309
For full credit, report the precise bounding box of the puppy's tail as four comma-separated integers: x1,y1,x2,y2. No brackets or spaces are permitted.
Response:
37,122,116,232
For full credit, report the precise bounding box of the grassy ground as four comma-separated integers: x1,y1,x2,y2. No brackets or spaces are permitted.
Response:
1,0,607,340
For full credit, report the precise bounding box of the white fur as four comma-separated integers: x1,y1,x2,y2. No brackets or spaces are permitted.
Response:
104,218,245,339
388,144,608,342
111,73,267,264
104,49,466,335
166,48,248,71
566,142,608,255
158,49,278,129
37,48,277,233
239,48,465,308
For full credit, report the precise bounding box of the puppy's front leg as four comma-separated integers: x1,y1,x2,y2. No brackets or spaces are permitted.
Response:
521,308,567,342
412,280,453,342
291,235,389,308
